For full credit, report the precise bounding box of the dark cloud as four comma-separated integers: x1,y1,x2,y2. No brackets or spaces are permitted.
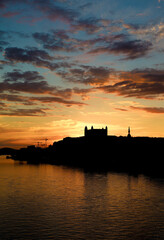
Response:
1,70,91,99
0,108,48,116
0,40,9,46
30,96,86,107
73,87,93,95
32,29,128,54
0,79,80,99
0,69,90,110
89,39,152,59
131,68,164,83
58,65,114,85
130,106,164,114
0,93,31,103
32,30,104,53
4,70,45,82
2,11,20,18
115,108,128,112
0,70,65,96
35,0,78,23
33,30,77,52
0,0,79,28
97,68,164,99
110,40,153,59
5,47,53,61
98,81,164,99
0,80,54,95
4,47,59,70
32,32,56,45
0,93,87,107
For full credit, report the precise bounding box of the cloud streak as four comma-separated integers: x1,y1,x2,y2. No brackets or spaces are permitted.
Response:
57,65,114,85
97,68,164,99
0,108,48,116
4,47,59,70
130,106,164,114
89,39,152,60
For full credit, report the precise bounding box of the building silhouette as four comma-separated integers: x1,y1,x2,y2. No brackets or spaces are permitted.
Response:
127,127,131,138
84,126,108,137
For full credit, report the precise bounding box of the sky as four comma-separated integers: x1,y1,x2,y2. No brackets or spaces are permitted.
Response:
0,0,164,148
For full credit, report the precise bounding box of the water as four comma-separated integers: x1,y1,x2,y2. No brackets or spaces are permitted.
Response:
0,156,164,240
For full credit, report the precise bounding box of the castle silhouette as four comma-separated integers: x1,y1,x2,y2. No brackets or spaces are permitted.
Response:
85,126,108,137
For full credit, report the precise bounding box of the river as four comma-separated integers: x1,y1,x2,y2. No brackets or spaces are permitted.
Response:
0,156,164,240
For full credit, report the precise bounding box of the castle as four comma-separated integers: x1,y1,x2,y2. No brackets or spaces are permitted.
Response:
84,126,108,137
84,126,131,138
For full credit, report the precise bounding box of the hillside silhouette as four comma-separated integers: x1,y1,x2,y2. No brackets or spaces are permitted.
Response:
6,126,164,177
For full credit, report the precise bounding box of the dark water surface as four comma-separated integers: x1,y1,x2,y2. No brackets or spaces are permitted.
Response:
0,156,164,240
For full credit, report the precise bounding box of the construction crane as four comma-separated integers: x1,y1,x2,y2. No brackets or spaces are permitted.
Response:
36,141,42,147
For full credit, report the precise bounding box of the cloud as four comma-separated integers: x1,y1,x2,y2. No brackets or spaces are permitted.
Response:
4,46,73,69
32,30,128,56
71,17,103,34
0,93,87,117
130,106,164,114
0,93,33,105
115,108,128,112
0,93,87,108
32,30,107,53
33,30,78,52
0,79,79,99
0,69,90,111
0,0,78,23
0,80,55,95
2,11,20,18
4,70,45,82
4,47,60,70
57,65,114,85
30,96,87,107
89,39,152,60
1,69,67,96
0,69,93,101
35,0,78,23
0,108,48,116
123,22,164,41
110,40,152,59
97,68,164,99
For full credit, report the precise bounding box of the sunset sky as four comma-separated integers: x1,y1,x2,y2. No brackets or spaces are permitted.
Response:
0,0,164,148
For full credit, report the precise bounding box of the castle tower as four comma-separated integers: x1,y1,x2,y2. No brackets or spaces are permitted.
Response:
106,126,108,135
84,126,87,136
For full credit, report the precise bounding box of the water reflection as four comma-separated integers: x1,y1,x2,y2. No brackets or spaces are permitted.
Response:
0,156,164,240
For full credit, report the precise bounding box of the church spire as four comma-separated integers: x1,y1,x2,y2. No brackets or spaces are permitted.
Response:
127,126,131,138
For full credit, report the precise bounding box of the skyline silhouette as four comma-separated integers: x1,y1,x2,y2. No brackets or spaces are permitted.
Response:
0,126,162,177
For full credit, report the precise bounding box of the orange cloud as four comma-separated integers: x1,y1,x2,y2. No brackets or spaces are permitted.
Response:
97,68,164,99
130,106,164,114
